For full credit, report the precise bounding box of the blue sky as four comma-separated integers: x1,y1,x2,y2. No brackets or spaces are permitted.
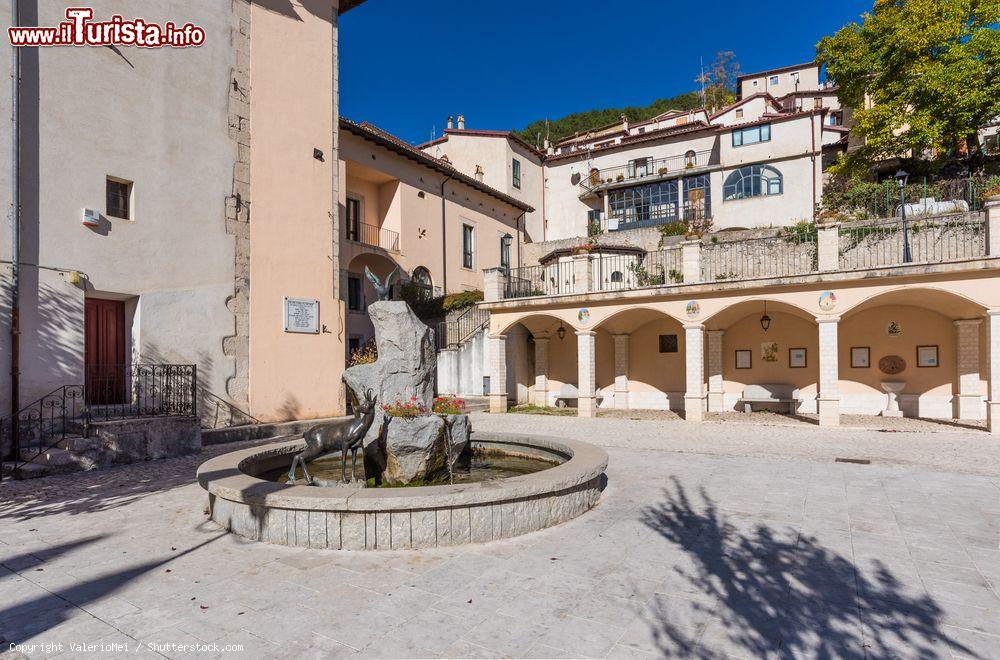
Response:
340,0,874,145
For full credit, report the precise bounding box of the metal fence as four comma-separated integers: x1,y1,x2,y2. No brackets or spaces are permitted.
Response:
839,213,986,270
701,229,818,282
506,261,576,299
862,177,984,218
86,363,198,422
591,253,644,291
347,221,400,253
200,388,260,430
437,304,490,349
580,150,714,195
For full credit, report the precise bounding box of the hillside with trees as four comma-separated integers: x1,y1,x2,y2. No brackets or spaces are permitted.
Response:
514,51,740,147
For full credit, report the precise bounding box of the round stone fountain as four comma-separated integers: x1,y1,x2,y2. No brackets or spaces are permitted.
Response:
197,431,607,550
198,298,608,549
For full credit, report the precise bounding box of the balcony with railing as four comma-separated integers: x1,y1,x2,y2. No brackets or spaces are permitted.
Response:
345,220,401,254
493,212,993,301
578,150,716,198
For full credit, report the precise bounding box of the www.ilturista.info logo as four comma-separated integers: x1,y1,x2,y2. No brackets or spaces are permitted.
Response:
8,7,205,48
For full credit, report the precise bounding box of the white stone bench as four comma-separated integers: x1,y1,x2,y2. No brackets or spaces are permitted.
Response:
553,385,605,409
740,384,800,414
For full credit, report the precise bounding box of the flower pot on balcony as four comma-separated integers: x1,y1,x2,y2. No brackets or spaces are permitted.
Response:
616,175,625,182
658,168,668,175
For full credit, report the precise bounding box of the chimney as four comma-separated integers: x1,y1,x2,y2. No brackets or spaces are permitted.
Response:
620,113,629,132
457,114,465,130
474,165,484,182
446,116,454,130
543,137,553,155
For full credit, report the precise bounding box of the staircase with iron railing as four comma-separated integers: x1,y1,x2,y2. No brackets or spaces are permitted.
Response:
1,363,198,479
200,388,261,430
436,304,490,351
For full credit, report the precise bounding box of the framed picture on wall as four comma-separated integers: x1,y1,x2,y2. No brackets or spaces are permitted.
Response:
917,345,939,368
789,348,807,368
658,334,678,353
850,346,870,368
735,350,752,370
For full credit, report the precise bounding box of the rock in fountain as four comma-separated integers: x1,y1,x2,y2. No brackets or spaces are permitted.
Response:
343,300,471,485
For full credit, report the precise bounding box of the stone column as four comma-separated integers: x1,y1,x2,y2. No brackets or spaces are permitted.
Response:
533,336,549,407
955,319,983,420
706,329,724,412
681,240,701,284
817,317,841,427
572,254,591,294
483,268,508,302
987,310,1000,434
613,334,629,409
817,222,840,272
602,193,611,231
684,324,705,422
986,198,1000,257
577,331,597,417
488,334,507,413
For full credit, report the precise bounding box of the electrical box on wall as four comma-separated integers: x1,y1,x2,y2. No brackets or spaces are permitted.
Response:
82,208,100,228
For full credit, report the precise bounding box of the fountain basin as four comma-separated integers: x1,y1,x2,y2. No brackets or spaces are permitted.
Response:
197,432,608,550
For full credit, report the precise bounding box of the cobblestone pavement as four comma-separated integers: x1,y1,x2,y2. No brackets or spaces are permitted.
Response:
2,418,999,659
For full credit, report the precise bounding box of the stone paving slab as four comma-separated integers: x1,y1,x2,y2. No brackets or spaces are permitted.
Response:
1,420,999,659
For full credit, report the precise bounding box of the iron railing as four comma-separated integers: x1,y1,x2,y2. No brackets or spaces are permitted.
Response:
506,261,575,299
700,229,818,282
437,304,490,350
591,253,643,292
0,385,85,466
610,201,713,232
580,150,714,195
346,221,400,253
839,214,986,270
200,388,260,430
640,247,685,285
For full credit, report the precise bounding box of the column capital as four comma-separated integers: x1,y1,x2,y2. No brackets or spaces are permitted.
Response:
816,316,841,324
489,333,507,340
533,335,550,343
611,333,630,339
706,329,725,336
986,309,1000,318
575,330,596,337
955,318,983,327
682,323,705,331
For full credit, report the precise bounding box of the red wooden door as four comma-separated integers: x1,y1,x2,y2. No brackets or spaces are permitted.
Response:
85,298,126,404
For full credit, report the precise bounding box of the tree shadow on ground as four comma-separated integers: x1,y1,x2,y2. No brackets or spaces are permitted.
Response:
639,478,974,659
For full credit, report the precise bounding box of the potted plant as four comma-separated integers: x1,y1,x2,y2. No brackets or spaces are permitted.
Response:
658,167,668,175
616,174,625,182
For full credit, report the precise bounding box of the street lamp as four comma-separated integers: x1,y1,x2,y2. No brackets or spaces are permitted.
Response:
895,169,912,263
759,301,771,332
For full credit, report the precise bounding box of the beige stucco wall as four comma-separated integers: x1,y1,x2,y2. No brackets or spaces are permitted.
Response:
740,65,821,99
248,0,344,421
0,1,238,409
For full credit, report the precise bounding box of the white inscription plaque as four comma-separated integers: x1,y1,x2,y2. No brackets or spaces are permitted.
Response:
283,297,320,334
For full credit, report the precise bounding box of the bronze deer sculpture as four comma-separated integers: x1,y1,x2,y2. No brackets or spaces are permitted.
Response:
287,388,377,484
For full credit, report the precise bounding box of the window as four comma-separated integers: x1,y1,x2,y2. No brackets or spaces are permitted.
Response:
637,127,646,134
609,180,679,229
723,165,783,201
347,275,363,311
814,97,823,109
732,123,771,147
627,157,653,178
610,271,623,283
348,336,362,357
106,177,132,219
346,197,360,241
462,224,474,269
411,266,433,301
512,158,521,189
735,109,744,119
985,133,1000,155
791,72,800,85
658,335,678,353
768,75,779,86
683,174,712,221
499,236,510,272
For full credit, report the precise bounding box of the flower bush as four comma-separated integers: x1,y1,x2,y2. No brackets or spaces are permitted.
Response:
382,396,428,418
348,341,377,367
432,396,466,415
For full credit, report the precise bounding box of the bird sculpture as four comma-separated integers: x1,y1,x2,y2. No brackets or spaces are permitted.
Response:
364,265,399,302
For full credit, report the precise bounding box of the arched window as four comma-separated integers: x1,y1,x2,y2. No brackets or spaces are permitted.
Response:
723,165,783,201
610,271,623,283
684,150,696,167
411,266,433,300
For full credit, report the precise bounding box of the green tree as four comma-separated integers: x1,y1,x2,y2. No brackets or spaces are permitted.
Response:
818,0,1000,174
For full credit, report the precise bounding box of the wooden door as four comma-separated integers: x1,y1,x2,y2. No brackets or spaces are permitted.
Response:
85,298,126,404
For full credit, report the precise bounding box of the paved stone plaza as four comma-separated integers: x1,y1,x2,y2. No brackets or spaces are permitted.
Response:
2,413,999,658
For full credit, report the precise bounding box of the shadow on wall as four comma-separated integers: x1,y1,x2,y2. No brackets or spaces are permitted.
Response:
639,479,975,658
255,0,336,22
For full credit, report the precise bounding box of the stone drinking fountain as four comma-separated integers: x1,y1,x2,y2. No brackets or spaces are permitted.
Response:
197,293,608,550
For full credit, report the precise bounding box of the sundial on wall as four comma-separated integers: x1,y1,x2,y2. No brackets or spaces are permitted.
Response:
878,355,906,375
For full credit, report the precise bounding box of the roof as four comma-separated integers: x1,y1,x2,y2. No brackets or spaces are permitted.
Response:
716,108,827,132
544,121,715,163
339,0,368,14
708,92,782,121
416,128,544,159
340,118,534,212
736,61,819,84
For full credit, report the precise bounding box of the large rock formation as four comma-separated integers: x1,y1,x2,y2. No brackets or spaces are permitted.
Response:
343,301,470,484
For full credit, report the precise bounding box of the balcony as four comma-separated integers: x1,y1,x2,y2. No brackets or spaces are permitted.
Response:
578,150,715,199
345,221,400,254
498,212,991,300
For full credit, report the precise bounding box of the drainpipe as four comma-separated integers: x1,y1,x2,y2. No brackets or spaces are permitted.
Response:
440,172,453,293
8,0,21,467
810,109,817,221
